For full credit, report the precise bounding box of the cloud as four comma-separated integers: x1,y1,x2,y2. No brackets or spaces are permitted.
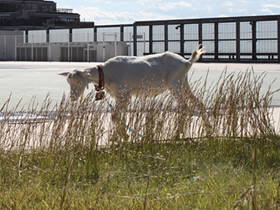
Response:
134,0,192,11
202,5,213,12
222,1,248,14
218,14,229,18
159,2,192,11
261,4,280,14
136,0,159,6
75,6,178,24
223,1,233,7
237,8,248,13
263,4,280,8
74,1,193,24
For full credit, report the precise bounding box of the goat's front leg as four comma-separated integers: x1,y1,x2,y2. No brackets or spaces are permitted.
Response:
111,92,130,141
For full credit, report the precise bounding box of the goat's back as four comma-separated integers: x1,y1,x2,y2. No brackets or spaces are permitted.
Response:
101,52,191,97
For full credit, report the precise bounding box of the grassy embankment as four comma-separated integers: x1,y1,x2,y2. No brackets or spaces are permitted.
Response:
0,70,280,209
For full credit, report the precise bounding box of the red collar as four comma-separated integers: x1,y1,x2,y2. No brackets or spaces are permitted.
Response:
95,65,105,101
95,65,105,91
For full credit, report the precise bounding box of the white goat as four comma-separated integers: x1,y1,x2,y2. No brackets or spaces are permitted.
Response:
60,45,210,134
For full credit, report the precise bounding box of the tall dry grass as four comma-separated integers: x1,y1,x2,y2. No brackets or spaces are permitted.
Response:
0,69,278,152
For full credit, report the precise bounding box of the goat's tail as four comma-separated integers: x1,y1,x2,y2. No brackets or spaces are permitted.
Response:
190,44,206,63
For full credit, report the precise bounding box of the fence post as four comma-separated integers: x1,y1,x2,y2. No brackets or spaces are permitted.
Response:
164,23,168,52
251,21,257,60
25,30,29,43
94,27,97,42
133,24,137,56
149,25,153,54
236,21,240,62
214,22,219,60
46,29,50,43
180,23,184,56
69,28,73,43
278,19,280,63
15,35,17,61
198,22,203,47
120,25,124,42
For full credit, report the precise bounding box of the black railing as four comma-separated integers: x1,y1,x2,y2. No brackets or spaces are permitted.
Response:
132,15,280,63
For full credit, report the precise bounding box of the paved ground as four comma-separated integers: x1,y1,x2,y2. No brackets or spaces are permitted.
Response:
0,61,279,109
0,61,279,143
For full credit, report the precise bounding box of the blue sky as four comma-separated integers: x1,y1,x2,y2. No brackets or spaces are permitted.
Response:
55,0,280,25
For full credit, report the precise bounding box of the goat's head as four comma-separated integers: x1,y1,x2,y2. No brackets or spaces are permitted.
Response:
59,70,89,101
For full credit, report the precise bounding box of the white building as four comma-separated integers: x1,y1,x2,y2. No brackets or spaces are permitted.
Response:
0,30,129,62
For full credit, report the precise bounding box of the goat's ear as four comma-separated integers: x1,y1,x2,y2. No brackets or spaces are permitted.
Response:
80,71,92,79
58,72,69,77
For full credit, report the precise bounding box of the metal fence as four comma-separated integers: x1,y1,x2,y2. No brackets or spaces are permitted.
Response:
1,15,280,62
133,15,280,62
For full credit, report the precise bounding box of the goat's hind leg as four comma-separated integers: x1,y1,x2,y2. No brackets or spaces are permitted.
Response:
183,85,213,136
172,83,213,138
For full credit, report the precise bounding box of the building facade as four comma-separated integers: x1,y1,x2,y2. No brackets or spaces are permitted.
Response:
0,0,94,30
